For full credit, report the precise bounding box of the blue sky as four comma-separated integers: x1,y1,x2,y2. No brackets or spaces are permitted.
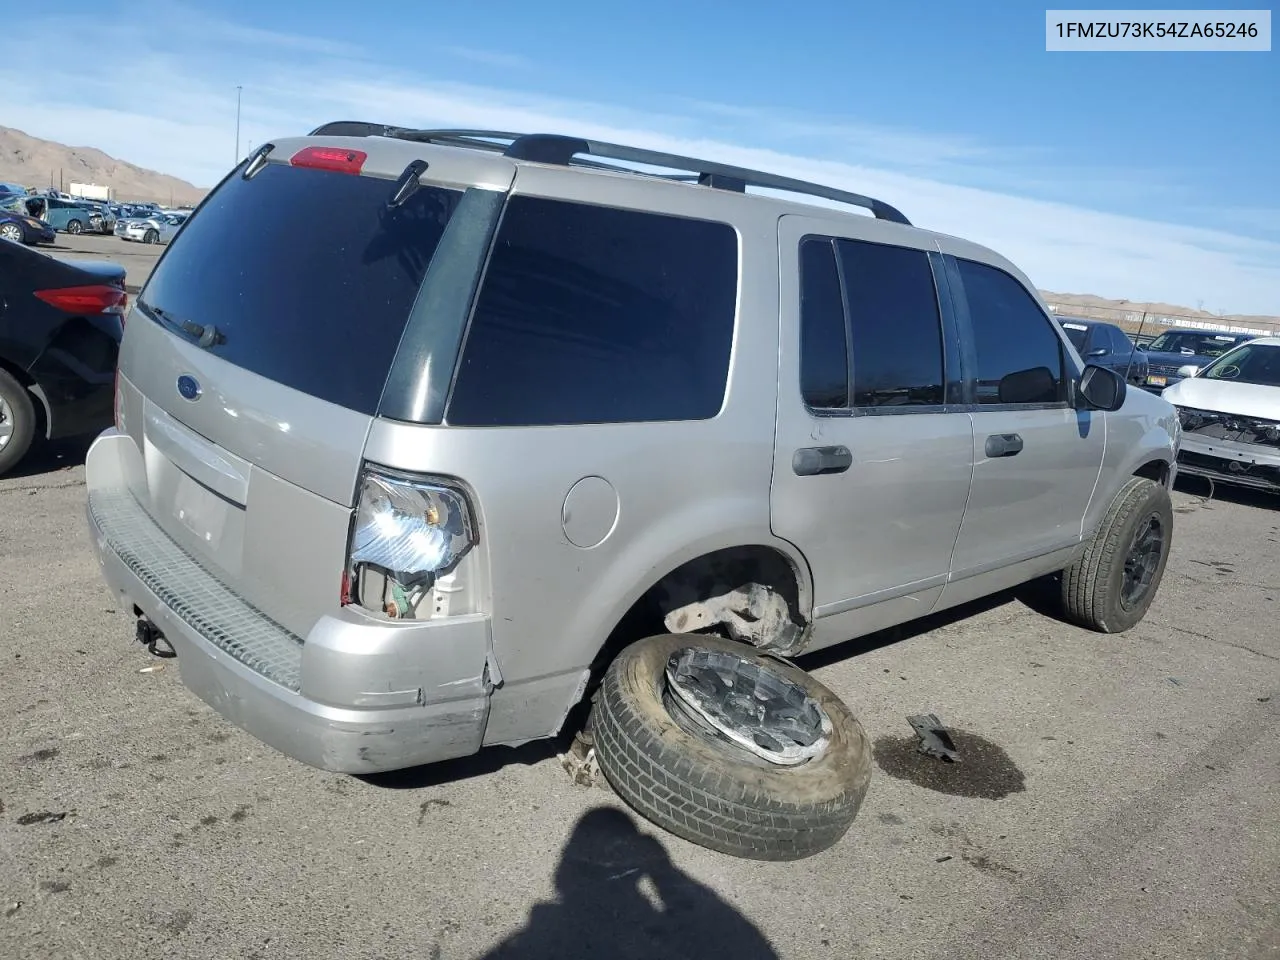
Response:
2,0,1276,314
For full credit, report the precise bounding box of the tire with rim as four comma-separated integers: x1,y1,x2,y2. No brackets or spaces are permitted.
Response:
1061,476,1173,632
0,222,22,243
0,367,38,476
590,632,872,861
67,219,83,235
144,228,159,244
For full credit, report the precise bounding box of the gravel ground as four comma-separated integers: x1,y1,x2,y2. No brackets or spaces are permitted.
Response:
1,389,1278,956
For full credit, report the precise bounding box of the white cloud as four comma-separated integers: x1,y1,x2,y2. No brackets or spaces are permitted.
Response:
0,4,1275,315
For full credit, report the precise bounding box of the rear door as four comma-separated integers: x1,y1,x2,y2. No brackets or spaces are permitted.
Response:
770,216,975,647
941,254,1105,589
114,149,504,637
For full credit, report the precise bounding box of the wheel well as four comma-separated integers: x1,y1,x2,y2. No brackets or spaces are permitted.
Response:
0,356,49,438
1133,459,1170,487
566,545,808,733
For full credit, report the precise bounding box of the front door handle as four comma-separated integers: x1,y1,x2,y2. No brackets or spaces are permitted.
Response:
793,445,853,476
985,433,1024,458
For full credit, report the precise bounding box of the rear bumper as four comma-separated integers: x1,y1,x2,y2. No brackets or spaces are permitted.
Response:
84,430,495,773
1176,434,1280,492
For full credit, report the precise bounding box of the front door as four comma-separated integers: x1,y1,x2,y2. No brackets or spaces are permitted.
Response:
770,216,975,650
939,252,1106,595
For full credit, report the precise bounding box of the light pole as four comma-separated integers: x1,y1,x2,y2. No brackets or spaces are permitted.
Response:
235,85,242,164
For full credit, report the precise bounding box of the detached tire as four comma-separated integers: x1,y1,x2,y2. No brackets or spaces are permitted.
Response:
1061,476,1173,632
0,367,37,476
591,633,871,861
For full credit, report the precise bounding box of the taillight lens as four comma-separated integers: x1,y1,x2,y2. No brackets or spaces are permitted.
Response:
343,468,479,620
34,284,128,315
290,146,367,175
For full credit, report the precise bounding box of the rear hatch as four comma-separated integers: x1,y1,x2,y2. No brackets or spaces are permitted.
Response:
112,139,512,638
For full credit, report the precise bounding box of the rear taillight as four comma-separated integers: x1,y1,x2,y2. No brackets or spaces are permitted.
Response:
290,146,366,175
34,284,128,315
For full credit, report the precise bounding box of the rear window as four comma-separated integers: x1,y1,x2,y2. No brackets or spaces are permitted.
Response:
137,161,462,414
445,195,738,426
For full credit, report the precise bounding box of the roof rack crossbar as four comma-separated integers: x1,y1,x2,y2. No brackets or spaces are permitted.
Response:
304,124,911,225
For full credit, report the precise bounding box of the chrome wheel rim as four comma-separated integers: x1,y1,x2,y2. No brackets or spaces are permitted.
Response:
0,395,13,449
0,224,21,242
664,647,832,766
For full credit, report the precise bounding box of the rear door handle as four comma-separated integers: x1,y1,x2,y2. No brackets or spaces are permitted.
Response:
792,445,852,476
985,433,1024,458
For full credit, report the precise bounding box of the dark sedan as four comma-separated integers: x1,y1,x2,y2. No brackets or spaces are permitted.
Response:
1055,316,1148,385
0,241,127,475
0,198,56,245
1139,328,1257,392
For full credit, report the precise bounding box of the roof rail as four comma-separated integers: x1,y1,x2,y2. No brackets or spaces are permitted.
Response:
305,122,911,225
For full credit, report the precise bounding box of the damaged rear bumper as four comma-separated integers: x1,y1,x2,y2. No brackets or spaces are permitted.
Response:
83,430,495,774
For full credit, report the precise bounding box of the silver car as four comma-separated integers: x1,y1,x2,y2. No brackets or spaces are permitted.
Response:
84,126,1180,861
115,212,187,244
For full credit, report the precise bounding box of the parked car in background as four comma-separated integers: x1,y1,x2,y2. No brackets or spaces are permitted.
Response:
1140,328,1257,392
37,195,99,235
1162,337,1280,494
0,199,57,245
1056,316,1148,385
0,181,29,196
114,211,188,244
0,240,127,475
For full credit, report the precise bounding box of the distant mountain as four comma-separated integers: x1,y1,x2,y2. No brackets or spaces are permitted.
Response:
0,125,206,206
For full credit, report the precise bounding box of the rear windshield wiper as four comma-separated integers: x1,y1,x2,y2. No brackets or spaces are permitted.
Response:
138,300,225,349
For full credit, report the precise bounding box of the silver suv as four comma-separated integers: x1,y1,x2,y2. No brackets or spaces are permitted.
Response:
85,125,1180,861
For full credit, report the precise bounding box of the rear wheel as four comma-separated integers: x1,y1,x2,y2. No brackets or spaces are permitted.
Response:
1061,476,1173,632
590,633,871,861
0,368,38,476
67,219,83,235
0,222,22,243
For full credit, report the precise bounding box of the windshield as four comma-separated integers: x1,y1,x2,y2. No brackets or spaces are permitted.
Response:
0,196,28,214
1146,331,1248,357
1059,321,1090,350
1200,343,1280,387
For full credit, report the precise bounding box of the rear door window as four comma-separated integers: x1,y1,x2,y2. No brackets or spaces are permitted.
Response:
446,196,738,426
837,238,944,407
136,161,462,415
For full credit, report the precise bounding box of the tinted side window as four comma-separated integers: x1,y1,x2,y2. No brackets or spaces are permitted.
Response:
798,238,849,409
1108,326,1130,353
956,258,1065,405
838,239,944,407
446,196,738,426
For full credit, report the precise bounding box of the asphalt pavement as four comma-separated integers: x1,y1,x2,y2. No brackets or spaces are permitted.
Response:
40,232,166,293
1,359,1278,956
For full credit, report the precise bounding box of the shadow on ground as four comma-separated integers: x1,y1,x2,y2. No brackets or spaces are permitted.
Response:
472,807,779,960
3,435,94,481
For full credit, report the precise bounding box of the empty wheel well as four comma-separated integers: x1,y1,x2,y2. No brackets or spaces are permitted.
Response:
1133,459,1170,487
566,545,809,735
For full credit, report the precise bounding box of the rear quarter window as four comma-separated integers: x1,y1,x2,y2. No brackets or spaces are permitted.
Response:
136,161,462,415
445,196,739,426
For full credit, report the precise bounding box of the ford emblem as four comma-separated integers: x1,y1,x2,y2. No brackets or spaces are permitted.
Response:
176,374,202,401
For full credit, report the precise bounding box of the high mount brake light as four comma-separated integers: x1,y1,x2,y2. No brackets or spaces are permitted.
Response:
290,146,367,175
34,284,128,315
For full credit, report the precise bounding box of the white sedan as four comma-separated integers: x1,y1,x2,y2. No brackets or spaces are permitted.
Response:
114,212,188,245
1162,336,1280,494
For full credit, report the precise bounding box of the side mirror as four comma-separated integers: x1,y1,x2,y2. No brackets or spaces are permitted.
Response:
1176,364,1200,378
1076,364,1127,412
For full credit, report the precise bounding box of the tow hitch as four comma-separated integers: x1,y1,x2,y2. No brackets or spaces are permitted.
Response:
135,616,176,658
